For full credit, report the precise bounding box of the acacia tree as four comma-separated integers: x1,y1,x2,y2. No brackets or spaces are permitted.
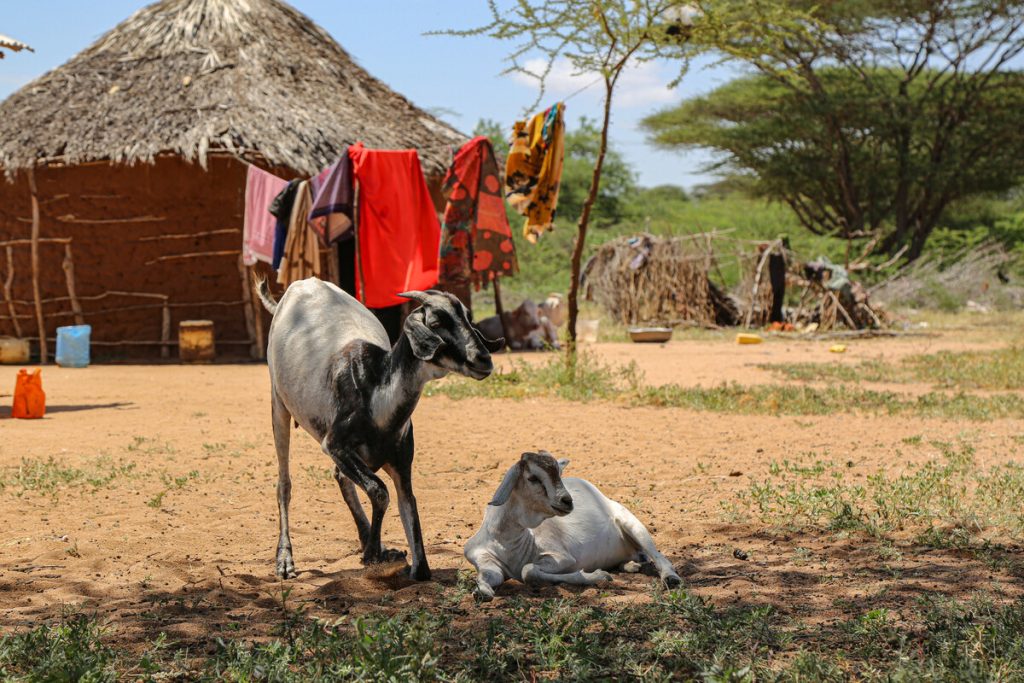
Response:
646,1,1024,260
447,0,810,348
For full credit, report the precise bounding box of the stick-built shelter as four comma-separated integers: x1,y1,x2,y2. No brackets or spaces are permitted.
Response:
0,0,464,361
584,232,887,331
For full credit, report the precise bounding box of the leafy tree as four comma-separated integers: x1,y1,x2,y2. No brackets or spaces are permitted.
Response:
444,0,808,346
559,117,637,226
645,0,1024,260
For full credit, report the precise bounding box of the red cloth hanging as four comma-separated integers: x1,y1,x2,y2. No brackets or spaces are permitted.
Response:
440,136,517,290
348,143,440,308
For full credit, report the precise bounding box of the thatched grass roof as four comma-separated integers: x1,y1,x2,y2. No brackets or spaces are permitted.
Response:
0,0,465,175
0,34,33,57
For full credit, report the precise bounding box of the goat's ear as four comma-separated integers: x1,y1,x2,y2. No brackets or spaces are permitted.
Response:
489,461,522,506
556,459,570,474
404,308,443,361
472,324,505,353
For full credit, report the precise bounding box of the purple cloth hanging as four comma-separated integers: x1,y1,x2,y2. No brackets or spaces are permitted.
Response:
308,150,355,244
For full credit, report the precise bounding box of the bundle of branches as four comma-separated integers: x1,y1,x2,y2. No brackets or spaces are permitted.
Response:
582,233,738,327
791,257,886,330
734,240,783,328
871,240,1022,311
739,244,887,331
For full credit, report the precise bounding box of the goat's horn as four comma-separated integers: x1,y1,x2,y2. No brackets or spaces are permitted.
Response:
398,291,430,305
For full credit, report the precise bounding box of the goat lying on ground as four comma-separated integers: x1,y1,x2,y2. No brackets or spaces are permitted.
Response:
534,293,564,349
478,296,563,350
476,300,543,350
464,450,681,600
256,278,502,581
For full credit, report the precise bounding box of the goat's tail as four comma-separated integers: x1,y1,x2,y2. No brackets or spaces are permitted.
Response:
253,274,278,315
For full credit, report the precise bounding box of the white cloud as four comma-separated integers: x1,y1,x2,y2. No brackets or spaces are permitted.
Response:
508,57,679,109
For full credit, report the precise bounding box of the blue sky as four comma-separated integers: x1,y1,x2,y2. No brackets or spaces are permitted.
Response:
0,1,741,188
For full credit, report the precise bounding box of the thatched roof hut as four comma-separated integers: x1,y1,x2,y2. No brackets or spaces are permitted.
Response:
0,0,465,362
0,0,463,174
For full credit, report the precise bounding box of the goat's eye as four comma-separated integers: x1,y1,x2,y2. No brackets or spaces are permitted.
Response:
428,311,451,330
526,475,540,484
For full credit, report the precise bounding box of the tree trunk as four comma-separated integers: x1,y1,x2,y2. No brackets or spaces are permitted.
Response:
567,79,615,353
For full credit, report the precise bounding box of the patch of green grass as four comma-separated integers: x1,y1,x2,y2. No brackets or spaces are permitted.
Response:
126,436,177,456
207,611,441,682
425,351,642,403
18,593,1024,680
0,612,115,682
764,346,1024,391
429,351,1024,421
0,456,137,496
727,442,1024,548
144,470,201,510
160,470,199,490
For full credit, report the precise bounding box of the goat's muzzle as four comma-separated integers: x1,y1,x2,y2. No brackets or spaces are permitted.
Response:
465,357,494,380
552,493,574,515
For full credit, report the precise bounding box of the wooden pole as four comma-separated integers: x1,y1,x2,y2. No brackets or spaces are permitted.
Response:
492,274,508,343
351,182,367,303
237,255,258,360
744,241,776,329
27,167,47,363
62,242,85,326
161,301,171,359
251,271,265,360
3,245,22,338
327,242,340,286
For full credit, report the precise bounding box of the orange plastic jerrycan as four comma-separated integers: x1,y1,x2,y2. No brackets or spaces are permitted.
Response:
12,368,45,419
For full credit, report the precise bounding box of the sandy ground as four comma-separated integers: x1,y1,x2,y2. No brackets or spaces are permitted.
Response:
1,335,1022,652
498,335,1004,388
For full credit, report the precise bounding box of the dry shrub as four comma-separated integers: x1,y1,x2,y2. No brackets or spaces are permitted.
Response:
872,241,1024,311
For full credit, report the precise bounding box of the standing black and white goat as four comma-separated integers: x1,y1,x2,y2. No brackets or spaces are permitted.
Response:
464,451,681,600
256,278,502,581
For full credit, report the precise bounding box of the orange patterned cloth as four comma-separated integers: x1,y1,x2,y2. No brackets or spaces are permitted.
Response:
440,136,518,289
505,103,565,243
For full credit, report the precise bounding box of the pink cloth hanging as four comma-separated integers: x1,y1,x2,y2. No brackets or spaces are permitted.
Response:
243,165,288,265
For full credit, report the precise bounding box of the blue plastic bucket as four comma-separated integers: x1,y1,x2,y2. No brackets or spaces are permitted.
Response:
55,324,91,368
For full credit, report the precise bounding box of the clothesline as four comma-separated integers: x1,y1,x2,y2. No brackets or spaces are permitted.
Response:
242,143,440,312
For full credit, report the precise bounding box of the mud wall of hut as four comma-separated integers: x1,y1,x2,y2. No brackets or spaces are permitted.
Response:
0,156,274,360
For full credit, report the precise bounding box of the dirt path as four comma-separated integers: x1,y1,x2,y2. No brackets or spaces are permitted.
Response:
1,340,1021,651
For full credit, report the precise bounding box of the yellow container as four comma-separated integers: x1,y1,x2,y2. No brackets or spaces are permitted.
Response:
178,320,215,362
736,333,763,345
0,337,30,364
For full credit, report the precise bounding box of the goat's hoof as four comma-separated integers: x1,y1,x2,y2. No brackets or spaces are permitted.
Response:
275,556,296,580
474,587,494,602
587,570,613,583
663,574,682,589
361,547,407,566
382,548,408,563
409,564,431,581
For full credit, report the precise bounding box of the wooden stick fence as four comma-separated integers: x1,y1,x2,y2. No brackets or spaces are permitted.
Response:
2,173,262,360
